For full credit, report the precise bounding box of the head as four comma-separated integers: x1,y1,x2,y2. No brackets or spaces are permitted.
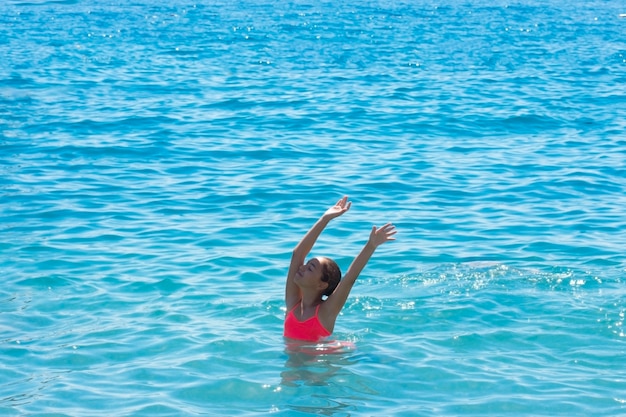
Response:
295,257,342,298
318,257,341,297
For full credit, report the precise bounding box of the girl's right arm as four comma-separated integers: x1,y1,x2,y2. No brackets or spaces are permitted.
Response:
285,196,351,308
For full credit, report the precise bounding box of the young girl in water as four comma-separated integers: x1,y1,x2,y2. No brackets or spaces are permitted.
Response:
284,196,396,342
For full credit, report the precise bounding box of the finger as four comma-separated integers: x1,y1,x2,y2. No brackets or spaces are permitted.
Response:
344,201,352,211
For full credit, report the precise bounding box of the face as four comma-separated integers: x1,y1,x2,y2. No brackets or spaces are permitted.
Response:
295,258,327,290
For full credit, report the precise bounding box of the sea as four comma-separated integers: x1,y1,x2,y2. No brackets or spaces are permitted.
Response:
1,0,625,415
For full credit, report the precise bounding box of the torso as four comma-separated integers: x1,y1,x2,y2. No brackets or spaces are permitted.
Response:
283,303,331,342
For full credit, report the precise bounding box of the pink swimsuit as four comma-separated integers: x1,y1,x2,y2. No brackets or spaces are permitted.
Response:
283,304,331,342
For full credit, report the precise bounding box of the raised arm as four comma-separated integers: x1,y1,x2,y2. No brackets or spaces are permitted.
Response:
285,196,351,308
323,223,396,318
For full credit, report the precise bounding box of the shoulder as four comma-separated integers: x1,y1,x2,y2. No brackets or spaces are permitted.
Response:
317,300,339,333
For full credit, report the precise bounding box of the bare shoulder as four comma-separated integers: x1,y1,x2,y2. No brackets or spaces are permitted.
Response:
317,299,341,333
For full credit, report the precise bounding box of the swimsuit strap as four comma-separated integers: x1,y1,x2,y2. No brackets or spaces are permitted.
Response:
289,302,322,318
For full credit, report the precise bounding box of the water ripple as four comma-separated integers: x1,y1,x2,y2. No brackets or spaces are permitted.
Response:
2,0,626,415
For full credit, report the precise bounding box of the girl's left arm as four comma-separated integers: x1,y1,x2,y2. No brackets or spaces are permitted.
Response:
323,223,396,318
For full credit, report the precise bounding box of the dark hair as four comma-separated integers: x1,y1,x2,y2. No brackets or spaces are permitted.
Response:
320,257,342,297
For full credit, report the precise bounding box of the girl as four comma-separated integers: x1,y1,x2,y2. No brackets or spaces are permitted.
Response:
284,196,396,342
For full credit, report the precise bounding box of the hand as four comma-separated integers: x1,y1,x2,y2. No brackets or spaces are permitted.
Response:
368,223,397,248
323,196,352,220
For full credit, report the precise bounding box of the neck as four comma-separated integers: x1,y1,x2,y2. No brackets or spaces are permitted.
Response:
299,291,322,309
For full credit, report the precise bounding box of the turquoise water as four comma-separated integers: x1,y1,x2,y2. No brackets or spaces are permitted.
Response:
2,0,626,415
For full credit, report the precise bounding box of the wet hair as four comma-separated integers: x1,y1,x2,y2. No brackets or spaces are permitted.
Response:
319,257,342,297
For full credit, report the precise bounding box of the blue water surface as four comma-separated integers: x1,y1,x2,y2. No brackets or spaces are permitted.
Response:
1,0,626,415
